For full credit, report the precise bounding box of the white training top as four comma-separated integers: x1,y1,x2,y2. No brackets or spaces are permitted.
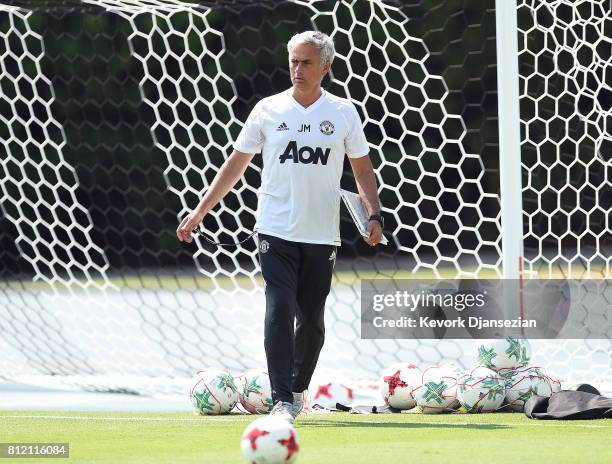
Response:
233,89,369,245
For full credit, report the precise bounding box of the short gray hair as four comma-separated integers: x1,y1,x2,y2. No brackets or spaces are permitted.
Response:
287,31,335,66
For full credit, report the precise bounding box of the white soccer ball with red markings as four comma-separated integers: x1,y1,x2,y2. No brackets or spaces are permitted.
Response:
413,363,462,413
505,366,553,411
456,366,506,413
241,417,300,464
476,338,530,370
309,379,355,409
189,368,239,415
240,369,273,414
379,363,422,410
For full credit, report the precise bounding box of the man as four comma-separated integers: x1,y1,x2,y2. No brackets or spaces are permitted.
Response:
177,31,382,422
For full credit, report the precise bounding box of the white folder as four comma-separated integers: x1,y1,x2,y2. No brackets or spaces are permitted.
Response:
340,189,388,245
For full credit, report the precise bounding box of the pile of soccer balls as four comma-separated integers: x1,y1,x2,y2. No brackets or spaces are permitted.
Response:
380,338,561,413
189,338,560,417
189,367,273,415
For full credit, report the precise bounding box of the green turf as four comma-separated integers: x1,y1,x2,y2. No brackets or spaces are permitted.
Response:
1,411,611,463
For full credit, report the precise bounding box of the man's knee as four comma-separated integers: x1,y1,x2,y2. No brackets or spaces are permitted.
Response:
265,287,296,330
296,313,325,337
267,285,296,306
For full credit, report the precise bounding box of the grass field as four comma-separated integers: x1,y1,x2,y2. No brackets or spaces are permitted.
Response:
1,410,611,463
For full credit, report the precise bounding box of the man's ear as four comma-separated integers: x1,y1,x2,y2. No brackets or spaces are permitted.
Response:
321,62,331,78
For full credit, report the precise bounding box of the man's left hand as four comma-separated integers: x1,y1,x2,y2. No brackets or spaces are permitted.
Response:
364,220,383,246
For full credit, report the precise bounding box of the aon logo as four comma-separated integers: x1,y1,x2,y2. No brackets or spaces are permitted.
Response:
279,140,331,165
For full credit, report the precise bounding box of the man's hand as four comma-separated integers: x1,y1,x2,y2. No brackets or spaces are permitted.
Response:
177,210,205,243
349,156,382,247
176,150,255,245
364,220,383,246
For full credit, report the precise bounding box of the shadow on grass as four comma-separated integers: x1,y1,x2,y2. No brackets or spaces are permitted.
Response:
298,420,510,430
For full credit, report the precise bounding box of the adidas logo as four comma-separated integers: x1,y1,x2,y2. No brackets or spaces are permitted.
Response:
329,249,336,261
276,122,289,131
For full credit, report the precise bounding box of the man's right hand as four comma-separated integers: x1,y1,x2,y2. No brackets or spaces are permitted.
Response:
175,150,255,244
176,210,205,243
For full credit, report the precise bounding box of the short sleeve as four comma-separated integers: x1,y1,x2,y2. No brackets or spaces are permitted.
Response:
233,101,265,154
345,104,369,159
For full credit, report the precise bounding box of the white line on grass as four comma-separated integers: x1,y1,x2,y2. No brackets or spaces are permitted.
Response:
2,415,611,428
1,415,240,422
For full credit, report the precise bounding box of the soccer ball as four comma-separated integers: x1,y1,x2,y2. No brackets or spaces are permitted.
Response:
309,379,355,409
380,363,422,410
413,363,462,413
240,369,273,414
457,366,506,413
189,368,239,415
234,371,247,404
476,338,530,370
548,376,562,393
241,417,300,464
505,366,553,411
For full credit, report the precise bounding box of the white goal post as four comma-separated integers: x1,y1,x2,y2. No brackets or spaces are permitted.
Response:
496,0,524,281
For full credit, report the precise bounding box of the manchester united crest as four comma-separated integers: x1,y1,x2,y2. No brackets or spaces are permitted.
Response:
319,120,335,135
259,239,270,253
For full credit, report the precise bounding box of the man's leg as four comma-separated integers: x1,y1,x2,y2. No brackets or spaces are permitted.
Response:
292,243,335,393
258,234,300,404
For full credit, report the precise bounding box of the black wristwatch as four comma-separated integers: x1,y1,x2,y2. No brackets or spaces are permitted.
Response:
368,214,384,229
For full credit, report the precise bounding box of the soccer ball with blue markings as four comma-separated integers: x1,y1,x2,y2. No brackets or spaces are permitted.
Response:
504,366,553,411
240,369,274,414
457,366,506,413
413,363,462,414
189,368,239,415
476,338,530,370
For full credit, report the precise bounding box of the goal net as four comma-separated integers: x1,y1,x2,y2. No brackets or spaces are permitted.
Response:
0,0,609,395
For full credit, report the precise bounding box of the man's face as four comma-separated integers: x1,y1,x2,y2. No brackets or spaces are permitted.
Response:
289,43,330,91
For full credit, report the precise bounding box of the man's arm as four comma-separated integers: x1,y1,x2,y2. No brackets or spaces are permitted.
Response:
349,155,383,246
176,150,255,243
